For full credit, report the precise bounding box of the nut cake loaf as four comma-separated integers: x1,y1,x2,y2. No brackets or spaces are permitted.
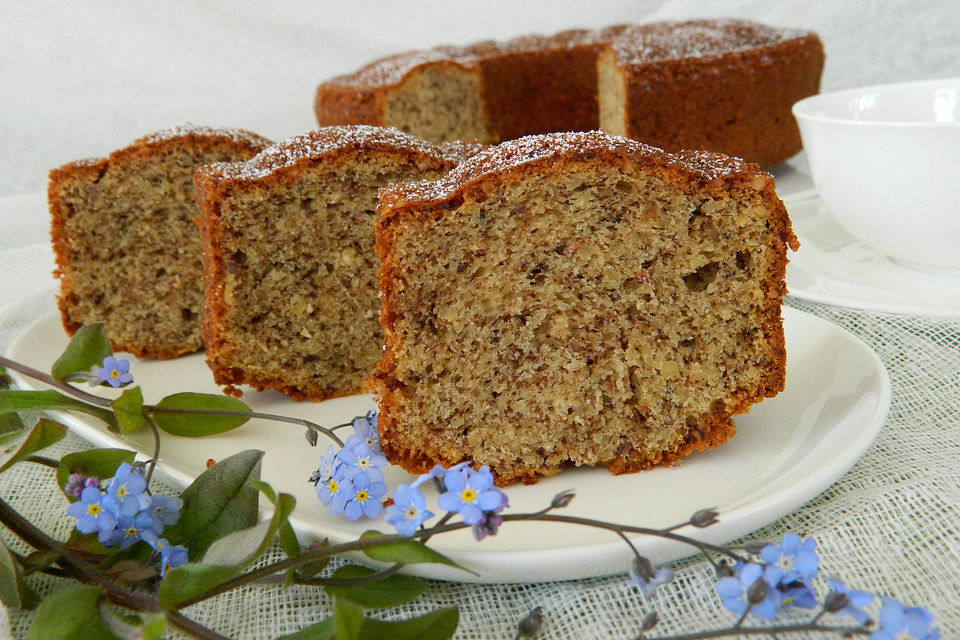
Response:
373,131,798,485
194,126,483,401
49,125,271,358
315,19,824,168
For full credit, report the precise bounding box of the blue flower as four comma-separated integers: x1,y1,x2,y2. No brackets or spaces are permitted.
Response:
760,532,819,609
629,556,673,597
114,511,156,550
870,599,941,640
97,356,133,388
826,580,874,625
337,441,388,483
384,484,434,536
66,486,118,542
761,532,819,579
346,413,381,453
309,445,341,487
145,494,183,533
331,471,387,520
715,562,783,621
437,465,504,526
412,461,472,489
316,467,347,507
102,463,150,518
143,535,189,578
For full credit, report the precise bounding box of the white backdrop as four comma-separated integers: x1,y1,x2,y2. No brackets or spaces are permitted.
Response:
1,2,959,639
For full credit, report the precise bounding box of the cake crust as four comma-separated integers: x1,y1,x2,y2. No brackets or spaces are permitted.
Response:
49,125,271,359
373,131,797,485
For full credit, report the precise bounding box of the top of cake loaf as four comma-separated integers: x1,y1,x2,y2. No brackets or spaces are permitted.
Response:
198,125,483,183
380,130,775,211
324,19,816,89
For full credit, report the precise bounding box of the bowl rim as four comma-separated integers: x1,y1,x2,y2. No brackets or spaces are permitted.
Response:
792,77,960,127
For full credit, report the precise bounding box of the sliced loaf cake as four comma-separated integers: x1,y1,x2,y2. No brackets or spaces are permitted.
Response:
194,125,482,400
49,125,271,358
373,131,798,485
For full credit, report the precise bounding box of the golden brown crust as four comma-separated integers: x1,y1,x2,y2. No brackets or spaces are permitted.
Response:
48,126,270,359
372,131,796,486
195,126,482,401
315,19,824,165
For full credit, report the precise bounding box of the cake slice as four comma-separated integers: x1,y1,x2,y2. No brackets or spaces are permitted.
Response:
49,125,271,358
373,131,798,485
193,126,483,401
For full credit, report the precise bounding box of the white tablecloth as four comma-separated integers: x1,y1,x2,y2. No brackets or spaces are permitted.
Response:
1,1,958,638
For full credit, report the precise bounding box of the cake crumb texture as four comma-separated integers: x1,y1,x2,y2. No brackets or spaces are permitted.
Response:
373,131,797,485
194,126,483,400
48,125,271,358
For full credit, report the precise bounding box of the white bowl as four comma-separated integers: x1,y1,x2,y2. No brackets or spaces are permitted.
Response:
792,79,960,272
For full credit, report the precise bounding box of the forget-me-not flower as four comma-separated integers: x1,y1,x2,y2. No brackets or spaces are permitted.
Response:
331,471,387,520
97,356,133,388
437,465,504,526
384,483,434,536
103,463,150,518
66,486,118,542
716,562,784,621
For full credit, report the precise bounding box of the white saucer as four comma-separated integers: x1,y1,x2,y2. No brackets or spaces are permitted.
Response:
6,308,889,583
786,197,960,316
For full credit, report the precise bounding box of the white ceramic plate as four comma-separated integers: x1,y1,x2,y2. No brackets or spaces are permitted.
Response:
786,197,960,316
6,308,888,583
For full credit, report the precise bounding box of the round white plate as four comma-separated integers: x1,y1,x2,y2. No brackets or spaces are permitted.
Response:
6,308,888,583
786,197,960,316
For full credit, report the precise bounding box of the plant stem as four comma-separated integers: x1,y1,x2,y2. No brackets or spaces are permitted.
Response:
0,494,230,640
143,406,345,448
143,414,162,487
0,355,112,407
23,455,61,469
645,623,869,639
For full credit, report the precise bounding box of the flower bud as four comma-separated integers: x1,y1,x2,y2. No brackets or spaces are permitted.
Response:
747,575,768,604
690,507,719,528
641,611,659,631
305,428,318,446
550,490,575,509
84,477,100,489
632,555,654,581
743,540,769,555
824,591,850,613
715,560,735,579
517,606,544,637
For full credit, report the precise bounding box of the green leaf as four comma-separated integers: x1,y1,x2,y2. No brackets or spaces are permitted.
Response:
360,531,471,574
334,600,458,640
111,387,148,435
201,489,294,567
140,615,166,640
28,585,121,640
0,389,117,430
0,540,39,609
157,563,239,609
324,565,425,609
167,450,263,560
297,538,331,579
50,324,113,382
0,411,24,436
56,448,136,502
150,392,251,437
0,418,66,473
276,617,334,640
333,599,364,640
253,480,300,588
18,550,59,576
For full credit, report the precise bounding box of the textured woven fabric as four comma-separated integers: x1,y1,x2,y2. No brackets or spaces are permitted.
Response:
2,1,959,638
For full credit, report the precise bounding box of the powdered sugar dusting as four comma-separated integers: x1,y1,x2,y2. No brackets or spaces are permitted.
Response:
208,125,479,182
324,19,814,88
608,20,809,65
384,130,761,206
137,124,271,149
